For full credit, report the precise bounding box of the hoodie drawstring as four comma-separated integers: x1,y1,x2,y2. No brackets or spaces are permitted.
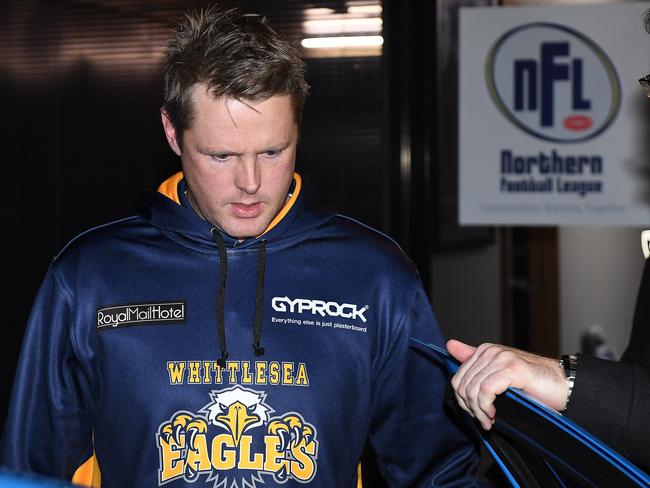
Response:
253,240,266,356
211,229,267,365
212,229,229,367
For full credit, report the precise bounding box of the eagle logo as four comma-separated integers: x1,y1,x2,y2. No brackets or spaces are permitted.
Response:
157,386,319,487
200,386,272,447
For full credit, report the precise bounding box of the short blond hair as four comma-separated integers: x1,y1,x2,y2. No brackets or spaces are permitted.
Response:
163,5,309,140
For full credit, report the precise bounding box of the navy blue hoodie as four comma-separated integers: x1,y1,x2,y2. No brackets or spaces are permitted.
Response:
1,173,480,487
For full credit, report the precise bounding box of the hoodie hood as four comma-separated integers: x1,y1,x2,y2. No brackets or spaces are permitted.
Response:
138,172,334,252
137,171,336,364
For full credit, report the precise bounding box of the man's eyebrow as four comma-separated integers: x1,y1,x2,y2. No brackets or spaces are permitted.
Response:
198,142,290,155
199,147,240,155
262,142,291,150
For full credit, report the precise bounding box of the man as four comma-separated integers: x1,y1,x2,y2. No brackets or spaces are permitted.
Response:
0,6,481,487
449,46,650,466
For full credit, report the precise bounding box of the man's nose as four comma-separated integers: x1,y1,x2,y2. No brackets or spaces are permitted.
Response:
234,158,261,194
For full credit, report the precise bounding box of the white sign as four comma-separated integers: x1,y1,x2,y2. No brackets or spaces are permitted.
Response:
459,3,650,226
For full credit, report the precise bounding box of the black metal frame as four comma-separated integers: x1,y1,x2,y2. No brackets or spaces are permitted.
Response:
433,0,495,252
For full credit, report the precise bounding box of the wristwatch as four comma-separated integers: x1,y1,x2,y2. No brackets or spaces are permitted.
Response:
560,354,578,411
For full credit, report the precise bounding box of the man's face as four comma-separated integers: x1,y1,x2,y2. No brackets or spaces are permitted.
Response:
162,84,298,239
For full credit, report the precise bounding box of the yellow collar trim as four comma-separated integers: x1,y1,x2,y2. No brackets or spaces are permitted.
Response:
157,171,184,204
156,172,302,237
258,172,301,237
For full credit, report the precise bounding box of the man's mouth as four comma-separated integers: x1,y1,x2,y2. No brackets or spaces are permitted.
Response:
230,202,263,218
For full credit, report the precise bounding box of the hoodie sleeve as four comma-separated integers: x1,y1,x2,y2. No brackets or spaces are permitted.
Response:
368,284,481,487
1,264,94,480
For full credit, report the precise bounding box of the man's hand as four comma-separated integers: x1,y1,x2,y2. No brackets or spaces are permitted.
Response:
447,339,570,430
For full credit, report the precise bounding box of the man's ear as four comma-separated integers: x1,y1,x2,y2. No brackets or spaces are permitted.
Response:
161,109,182,156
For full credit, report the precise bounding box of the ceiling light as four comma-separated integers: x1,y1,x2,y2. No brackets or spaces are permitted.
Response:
301,36,384,49
302,17,382,35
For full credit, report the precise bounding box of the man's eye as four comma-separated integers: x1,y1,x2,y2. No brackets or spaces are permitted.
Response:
210,154,230,162
263,150,281,158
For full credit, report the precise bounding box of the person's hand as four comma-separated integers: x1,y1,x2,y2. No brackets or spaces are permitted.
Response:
447,339,569,430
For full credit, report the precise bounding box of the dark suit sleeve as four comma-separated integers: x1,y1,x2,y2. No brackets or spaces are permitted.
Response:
565,355,650,469
565,259,650,469
620,259,650,370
